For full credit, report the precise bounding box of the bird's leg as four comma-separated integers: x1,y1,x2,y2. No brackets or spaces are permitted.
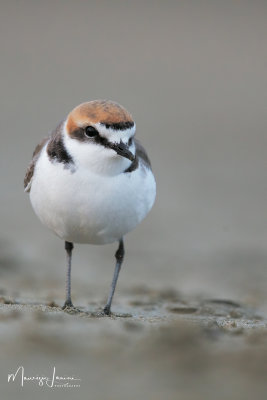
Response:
103,239,124,315
62,241,74,309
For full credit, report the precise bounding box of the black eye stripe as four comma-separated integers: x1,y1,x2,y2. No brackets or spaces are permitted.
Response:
93,135,109,147
70,127,132,152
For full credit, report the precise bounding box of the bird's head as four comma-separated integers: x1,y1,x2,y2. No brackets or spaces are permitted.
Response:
64,100,136,175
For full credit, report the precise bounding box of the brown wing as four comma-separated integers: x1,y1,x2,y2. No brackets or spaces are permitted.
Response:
135,138,151,168
24,136,49,192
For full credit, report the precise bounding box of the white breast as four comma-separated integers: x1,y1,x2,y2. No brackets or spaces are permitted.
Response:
30,146,156,244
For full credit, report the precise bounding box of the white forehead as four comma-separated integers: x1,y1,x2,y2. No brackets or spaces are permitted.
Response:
95,123,136,143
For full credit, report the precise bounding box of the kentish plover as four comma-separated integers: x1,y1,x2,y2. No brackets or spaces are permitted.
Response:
24,100,156,314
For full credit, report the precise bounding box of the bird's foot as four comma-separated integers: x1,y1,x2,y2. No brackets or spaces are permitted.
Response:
62,300,74,310
62,300,85,314
101,306,132,318
103,304,111,316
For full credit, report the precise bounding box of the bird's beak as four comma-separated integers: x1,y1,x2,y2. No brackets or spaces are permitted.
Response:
111,141,135,161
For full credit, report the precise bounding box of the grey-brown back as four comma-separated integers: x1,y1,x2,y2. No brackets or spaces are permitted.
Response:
135,139,151,168
24,136,49,192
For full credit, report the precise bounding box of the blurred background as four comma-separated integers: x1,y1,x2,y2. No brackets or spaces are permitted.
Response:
1,0,266,307
0,1,267,399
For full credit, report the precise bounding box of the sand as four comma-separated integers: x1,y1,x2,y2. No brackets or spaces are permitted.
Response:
1,285,267,400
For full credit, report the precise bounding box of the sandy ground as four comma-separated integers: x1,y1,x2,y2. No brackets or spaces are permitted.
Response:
1,283,267,400
1,1,267,399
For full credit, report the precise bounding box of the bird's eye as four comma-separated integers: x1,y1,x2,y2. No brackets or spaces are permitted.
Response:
128,137,133,146
85,126,98,138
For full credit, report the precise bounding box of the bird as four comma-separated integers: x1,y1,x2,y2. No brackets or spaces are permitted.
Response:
24,100,156,315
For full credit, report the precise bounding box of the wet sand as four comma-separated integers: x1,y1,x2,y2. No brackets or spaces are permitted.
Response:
1,285,267,400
